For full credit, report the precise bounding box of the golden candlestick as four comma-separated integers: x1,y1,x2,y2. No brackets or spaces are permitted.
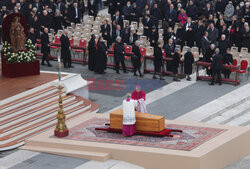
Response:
54,56,69,137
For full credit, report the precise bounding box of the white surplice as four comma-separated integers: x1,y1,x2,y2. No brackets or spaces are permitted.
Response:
137,99,148,114
123,99,138,125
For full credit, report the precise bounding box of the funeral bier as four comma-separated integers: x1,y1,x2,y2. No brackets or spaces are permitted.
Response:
110,109,165,132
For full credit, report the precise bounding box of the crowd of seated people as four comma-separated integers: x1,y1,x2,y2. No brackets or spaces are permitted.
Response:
0,0,249,83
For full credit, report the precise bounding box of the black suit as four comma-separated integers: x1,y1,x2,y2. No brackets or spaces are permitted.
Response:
207,28,218,44
41,32,51,65
88,0,98,17
70,7,82,24
60,34,72,68
101,24,111,46
114,42,126,73
201,36,210,56
211,54,223,84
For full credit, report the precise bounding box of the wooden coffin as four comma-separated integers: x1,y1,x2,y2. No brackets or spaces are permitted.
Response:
110,109,165,132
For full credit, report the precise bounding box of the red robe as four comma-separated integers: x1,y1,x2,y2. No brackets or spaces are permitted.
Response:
131,90,146,101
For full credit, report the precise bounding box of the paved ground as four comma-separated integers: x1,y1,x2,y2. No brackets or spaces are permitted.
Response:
0,58,249,169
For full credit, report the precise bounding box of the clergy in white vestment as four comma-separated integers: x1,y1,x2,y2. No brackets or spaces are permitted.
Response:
122,93,138,136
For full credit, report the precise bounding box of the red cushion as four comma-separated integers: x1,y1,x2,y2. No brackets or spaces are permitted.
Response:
237,70,247,73
75,49,84,52
50,46,58,49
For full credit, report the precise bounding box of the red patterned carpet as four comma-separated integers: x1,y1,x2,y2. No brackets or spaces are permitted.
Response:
65,118,226,151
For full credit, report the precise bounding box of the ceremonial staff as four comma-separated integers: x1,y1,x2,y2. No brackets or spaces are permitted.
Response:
54,55,69,137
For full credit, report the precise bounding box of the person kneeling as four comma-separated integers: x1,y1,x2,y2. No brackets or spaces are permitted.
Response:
123,93,138,136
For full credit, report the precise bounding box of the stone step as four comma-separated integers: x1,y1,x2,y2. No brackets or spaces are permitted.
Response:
206,100,250,125
0,104,91,147
0,97,77,132
225,111,250,126
0,100,84,138
21,145,111,162
0,88,59,114
0,96,76,127
0,86,55,108
0,91,64,118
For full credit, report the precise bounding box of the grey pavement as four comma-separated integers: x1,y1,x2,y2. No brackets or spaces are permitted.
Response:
9,153,89,169
1,58,250,169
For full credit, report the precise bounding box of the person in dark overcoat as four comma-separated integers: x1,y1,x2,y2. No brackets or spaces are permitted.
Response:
153,42,164,80
28,27,37,45
88,34,96,71
132,41,143,77
185,26,195,47
101,20,111,46
232,26,242,52
218,34,231,56
209,49,224,85
88,0,98,18
114,36,127,74
242,26,250,52
60,30,73,68
94,36,107,74
172,48,181,81
203,44,215,76
164,39,175,72
222,48,233,79
149,26,159,47
41,28,52,67
184,48,194,81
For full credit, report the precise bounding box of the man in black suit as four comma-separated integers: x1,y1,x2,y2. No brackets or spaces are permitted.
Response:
101,19,111,46
194,20,205,54
70,2,82,24
207,23,218,45
201,31,210,56
114,36,127,74
88,0,98,18
41,28,52,67
142,15,153,38
112,25,122,43
112,11,124,29
56,0,66,14
209,49,223,85
165,4,177,29
60,30,73,68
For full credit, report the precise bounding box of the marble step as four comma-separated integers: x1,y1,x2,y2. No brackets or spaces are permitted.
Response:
0,100,84,138
0,86,55,108
206,100,250,125
225,111,250,126
0,88,59,114
0,97,77,132
0,95,75,127
0,104,91,147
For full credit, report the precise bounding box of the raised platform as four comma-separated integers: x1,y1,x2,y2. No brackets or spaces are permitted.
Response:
21,113,250,169
0,71,63,101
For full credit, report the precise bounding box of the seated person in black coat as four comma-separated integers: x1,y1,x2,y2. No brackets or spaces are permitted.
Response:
153,42,164,80
209,49,223,85
132,41,143,77
222,48,233,79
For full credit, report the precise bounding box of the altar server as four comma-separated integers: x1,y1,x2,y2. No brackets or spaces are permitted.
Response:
123,93,138,136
